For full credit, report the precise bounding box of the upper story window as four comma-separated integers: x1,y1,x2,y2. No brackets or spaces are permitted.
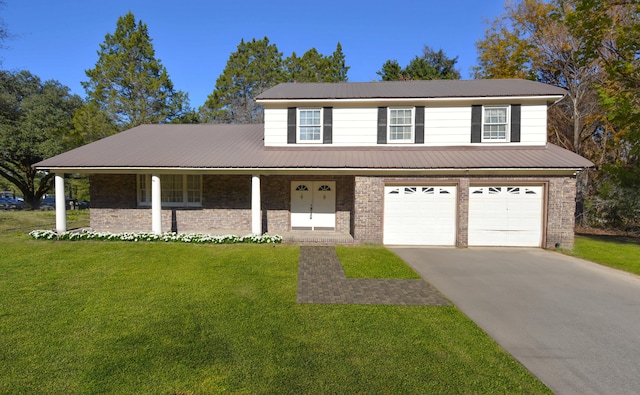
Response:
388,108,414,143
298,108,322,143
138,174,202,207
483,106,510,142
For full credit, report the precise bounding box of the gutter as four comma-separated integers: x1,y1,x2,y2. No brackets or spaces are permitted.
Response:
36,166,586,177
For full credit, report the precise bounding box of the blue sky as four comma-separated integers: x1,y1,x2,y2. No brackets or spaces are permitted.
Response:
2,0,506,108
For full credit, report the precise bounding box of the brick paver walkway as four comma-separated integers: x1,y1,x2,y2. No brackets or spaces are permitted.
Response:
297,246,450,305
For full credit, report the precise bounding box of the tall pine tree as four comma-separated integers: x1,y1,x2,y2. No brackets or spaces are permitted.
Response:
82,12,188,130
377,46,460,81
201,37,284,124
284,43,349,83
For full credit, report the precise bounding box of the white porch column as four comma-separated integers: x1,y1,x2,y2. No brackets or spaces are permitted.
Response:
151,174,162,234
251,174,262,235
54,173,66,233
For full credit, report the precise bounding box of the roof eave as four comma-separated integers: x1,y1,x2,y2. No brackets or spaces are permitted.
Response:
256,95,565,104
36,166,587,177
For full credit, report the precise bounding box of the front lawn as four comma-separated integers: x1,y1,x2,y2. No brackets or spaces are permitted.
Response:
0,233,548,393
336,244,421,279
569,234,640,275
0,210,89,235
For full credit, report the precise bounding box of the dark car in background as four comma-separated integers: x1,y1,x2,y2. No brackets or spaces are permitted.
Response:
40,196,71,210
40,197,88,210
0,197,24,210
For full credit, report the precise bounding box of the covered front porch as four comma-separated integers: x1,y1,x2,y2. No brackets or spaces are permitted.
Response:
52,173,356,239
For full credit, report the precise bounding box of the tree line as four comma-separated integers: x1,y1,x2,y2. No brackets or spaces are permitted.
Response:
1,2,639,233
474,0,640,230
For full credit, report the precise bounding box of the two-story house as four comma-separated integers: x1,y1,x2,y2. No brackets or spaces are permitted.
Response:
36,79,593,248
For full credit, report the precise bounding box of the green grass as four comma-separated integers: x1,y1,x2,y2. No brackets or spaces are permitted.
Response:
569,235,640,275
0,210,89,235
336,244,421,279
0,233,550,394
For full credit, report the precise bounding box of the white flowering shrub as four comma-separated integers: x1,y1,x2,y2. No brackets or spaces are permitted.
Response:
29,229,283,244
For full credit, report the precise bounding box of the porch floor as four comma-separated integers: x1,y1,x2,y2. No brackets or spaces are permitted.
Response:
280,230,354,245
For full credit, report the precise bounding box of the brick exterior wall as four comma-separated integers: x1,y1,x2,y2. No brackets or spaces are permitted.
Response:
88,174,354,236
545,177,577,248
353,176,384,242
90,174,252,233
89,173,577,248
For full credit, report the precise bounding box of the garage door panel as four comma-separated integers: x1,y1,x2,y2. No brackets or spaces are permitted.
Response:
384,186,457,246
469,185,543,247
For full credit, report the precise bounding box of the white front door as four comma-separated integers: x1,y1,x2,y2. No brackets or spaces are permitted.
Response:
291,181,336,230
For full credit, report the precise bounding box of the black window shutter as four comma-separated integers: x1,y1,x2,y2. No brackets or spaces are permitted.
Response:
415,106,425,144
323,107,332,144
471,105,482,143
287,107,296,144
510,104,521,142
377,107,387,144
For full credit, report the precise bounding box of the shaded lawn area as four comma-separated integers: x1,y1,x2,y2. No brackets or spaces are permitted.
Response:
569,234,640,275
0,235,549,394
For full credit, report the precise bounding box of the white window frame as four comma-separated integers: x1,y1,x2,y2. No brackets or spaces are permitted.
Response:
388,107,414,143
482,105,510,142
137,174,202,207
297,108,323,143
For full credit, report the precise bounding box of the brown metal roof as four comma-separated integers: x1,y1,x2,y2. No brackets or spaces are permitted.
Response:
256,79,567,101
35,124,593,172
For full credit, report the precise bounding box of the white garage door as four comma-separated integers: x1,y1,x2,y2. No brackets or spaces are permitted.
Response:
383,185,457,245
468,186,544,247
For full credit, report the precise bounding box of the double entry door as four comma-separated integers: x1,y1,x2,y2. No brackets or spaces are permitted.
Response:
290,181,336,231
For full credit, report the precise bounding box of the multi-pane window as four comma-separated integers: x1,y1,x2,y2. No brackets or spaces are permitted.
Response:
161,174,183,203
138,175,202,207
389,108,413,142
483,106,509,141
298,109,322,142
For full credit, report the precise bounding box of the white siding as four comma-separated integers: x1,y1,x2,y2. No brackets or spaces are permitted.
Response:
424,106,472,145
263,104,549,147
332,108,378,146
519,104,547,145
263,108,288,146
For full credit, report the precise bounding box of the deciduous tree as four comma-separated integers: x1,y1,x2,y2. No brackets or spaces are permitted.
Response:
82,12,188,130
474,0,605,159
565,0,640,229
0,70,82,209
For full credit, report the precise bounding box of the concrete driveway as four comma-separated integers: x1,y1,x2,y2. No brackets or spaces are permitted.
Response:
391,247,640,395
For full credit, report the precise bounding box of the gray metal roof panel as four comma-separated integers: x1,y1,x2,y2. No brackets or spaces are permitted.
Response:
35,124,593,170
256,79,567,100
